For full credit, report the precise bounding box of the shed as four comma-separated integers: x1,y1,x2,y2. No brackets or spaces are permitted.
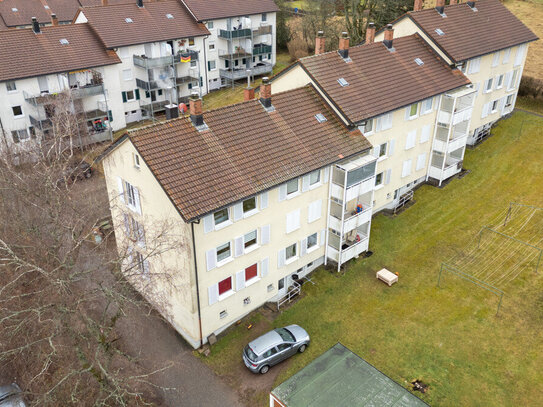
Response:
270,343,429,407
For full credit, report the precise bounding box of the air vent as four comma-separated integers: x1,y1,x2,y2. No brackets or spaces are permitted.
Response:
435,28,445,36
315,113,327,123
414,58,424,66
166,13,174,19
337,77,349,87
59,38,69,45
125,17,133,23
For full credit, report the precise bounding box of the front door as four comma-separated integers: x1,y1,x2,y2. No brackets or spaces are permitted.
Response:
277,278,286,297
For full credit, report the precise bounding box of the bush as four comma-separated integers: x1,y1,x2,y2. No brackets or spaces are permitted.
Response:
518,76,543,100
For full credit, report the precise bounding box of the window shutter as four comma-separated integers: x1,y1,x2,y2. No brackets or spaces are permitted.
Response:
420,125,431,143
308,200,322,223
320,229,326,246
122,91,127,103
402,160,412,178
233,202,243,221
499,97,506,114
505,71,513,90
372,146,380,158
416,153,426,171
138,224,146,248
261,224,271,245
236,270,245,291
260,191,268,209
133,187,142,215
234,236,244,257
203,214,214,234
286,209,301,233
404,106,411,121
277,248,286,268
206,249,217,271
135,89,140,100
385,169,391,185
208,284,219,305
300,238,307,257
388,139,395,156
405,130,416,150
481,102,490,119
117,176,125,203
302,175,310,192
323,166,330,183
261,257,269,277
278,184,287,201
208,61,211,71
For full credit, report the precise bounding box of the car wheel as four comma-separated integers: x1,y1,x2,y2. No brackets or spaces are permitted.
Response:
298,344,307,353
259,365,270,374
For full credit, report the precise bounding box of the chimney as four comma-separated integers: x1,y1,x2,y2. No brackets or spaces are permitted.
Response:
414,0,423,12
338,32,349,59
467,1,476,8
31,17,41,34
165,103,179,120
102,0,108,5
259,77,272,109
189,93,204,127
137,0,143,8
383,24,394,50
315,31,325,55
244,87,255,101
365,22,375,44
51,13,58,26
435,0,445,14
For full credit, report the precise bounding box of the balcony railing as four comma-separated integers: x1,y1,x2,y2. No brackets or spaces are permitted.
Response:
29,114,52,130
133,50,198,69
71,84,104,99
429,158,463,181
24,84,104,106
331,176,375,202
219,62,272,80
253,25,272,36
219,28,252,39
329,206,372,235
136,78,176,91
140,100,171,115
253,44,272,55
327,234,369,265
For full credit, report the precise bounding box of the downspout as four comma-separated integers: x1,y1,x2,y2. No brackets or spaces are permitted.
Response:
202,35,209,97
190,222,204,347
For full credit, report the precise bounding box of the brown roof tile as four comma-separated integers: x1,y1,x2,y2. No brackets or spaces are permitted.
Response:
408,0,538,62
0,0,52,27
81,1,209,49
0,23,120,82
129,86,372,221
299,33,471,124
181,0,279,21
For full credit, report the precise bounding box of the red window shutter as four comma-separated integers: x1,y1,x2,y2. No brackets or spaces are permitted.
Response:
245,264,258,281
218,277,232,295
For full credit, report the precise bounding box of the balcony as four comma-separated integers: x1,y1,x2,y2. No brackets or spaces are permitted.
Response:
140,100,171,115
219,28,252,39
133,51,198,69
219,62,272,80
253,44,272,55
331,176,375,202
29,114,52,130
24,84,104,106
218,48,252,59
329,205,372,235
327,232,369,265
429,157,463,181
176,75,199,85
71,84,104,99
253,25,272,36
136,78,177,91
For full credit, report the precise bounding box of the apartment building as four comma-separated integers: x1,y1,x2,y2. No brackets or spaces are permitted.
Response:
375,0,538,145
0,20,121,149
75,1,210,122
100,83,376,348
180,0,279,90
272,30,472,211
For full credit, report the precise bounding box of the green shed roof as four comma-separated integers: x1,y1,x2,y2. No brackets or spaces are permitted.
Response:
271,343,429,407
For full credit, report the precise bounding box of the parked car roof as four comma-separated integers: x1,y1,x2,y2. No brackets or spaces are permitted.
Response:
248,330,283,355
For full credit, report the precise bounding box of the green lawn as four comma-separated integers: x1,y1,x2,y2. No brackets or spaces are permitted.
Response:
199,111,543,406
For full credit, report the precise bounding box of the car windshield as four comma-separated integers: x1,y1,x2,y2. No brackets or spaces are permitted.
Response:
245,345,258,362
275,327,295,342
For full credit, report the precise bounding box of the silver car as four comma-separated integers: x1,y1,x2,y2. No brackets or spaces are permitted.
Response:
0,384,26,407
242,324,310,374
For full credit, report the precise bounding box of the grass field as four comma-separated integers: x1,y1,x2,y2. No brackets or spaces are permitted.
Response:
199,111,543,406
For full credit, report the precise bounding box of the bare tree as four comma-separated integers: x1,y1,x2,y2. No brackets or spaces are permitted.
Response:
0,93,182,406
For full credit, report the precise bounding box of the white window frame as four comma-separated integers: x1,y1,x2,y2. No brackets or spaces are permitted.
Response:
243,263,260,286
401,159,412,178
126,90,136,102
307,200,322,224
285,242,298,264
374,172,384,189
208,60,217,71
377,142,388,160
491,52,500,68
491,99,499,114
421,98,433,115
216,241,233,266
133,153,141,168
362,118,374,135
6,81,17,92
306,232,318,253
416,153,426,171
242,196,258,217
286,178,299,199
406,103,419,120
309,170,321,188
496,74,504,90
213,208,231,229
405,130,416,150
502,48,511,64
286,209,301,233
243,229,258,253
12,105,24,118
420,124,431,144
483,78,493,93
468,57,481,74
217,276,234,300
209,42,216,51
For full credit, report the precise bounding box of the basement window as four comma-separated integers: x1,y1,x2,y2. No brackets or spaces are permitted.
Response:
125,18,133,23
59,38,69,45
414,58,424,66
315,113,327,123
337,77,349,87
435,28,445,36
166,13,174,19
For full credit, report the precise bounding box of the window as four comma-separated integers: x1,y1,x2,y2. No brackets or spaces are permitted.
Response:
414,57,424,66
124,180,137,207
307,200,322,223
12,106,23,118
207,21,214,29
122,69,132,81
262,347,278,359
134,153,140,168
262,13,267,21
166,13,174,19
278,278,285,290
286,178,299,196
242,197,257,214
124,213,145,246
209,42,215,50
125,17,133,23
407,103,418,119
496,74,504,89
491,100,498,113
190,60,197,68
421,98,433,114
435,28,445,36
208,60,216,71
267,284,274,292
126,90,135,101
508,70,518,90
244,230,257,250
286,209,301,233
337,77,349,87
315,113,327,123
218,276,233,296
133,252,149,276
188,37,195,46
11,129,29,143
375,172,383,186
119,47,129,58
307,233,318,250
6,81,16,92
363,119,373,134
503,48,511,64
514,44,526,67
216,242,231,263
286,243,297,261
484,78,493,93
214,208,229,226
376,112,392,131
309,170,320,186
468,57,481,74
59,38,69,45
379,143,387,158
492,52,500,67
245,263,258,282
505,94,514,107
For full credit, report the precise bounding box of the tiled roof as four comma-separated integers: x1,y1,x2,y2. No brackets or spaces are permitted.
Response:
181,0,279,21
299,34,471,124
0,0,52,27
0,23,120,82
129,86,372,221
408,0,538,62
81,1,209,49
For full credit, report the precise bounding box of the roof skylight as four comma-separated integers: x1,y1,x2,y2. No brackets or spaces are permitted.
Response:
435,28,445,36
59,38,69,45
11,8,18,12
414,58,424,66
125,17,133,23
166,13,174,19
315,113,327,123
337,77,349,87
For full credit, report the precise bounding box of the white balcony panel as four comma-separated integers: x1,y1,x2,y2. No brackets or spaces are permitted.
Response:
433,138,448,153
343,208,372,234
452,107,472,125
438,110,451,124
340,237,369,264
327,246,339,262
329,216,342,232
443,163,462,179
448,135,468,152
331,183,344,201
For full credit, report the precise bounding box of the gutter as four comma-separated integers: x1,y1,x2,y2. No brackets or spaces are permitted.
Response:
191,222,204,348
